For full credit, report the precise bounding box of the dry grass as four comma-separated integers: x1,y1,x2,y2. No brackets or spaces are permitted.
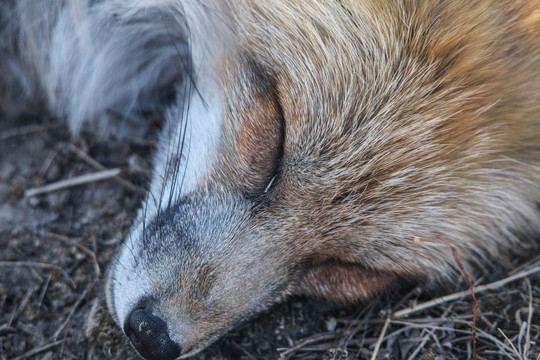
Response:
1,115,539,360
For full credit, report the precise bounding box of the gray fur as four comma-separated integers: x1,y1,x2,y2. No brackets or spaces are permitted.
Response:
0,0,189,133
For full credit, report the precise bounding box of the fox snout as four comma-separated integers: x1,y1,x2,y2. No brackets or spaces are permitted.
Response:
106,192,299,357
123,304,181,360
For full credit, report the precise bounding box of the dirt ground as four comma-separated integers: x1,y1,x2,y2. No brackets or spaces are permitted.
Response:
1,113,539,360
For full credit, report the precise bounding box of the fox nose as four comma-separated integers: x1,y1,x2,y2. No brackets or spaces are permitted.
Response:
124,305,182,360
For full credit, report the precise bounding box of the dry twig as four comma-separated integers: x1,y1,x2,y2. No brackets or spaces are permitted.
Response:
406,329,432,360
394,265,540,318
25,168,122,197
11,340,64,360
0,261,76,289
69,144,142,193
498,328,523,360
444,238,479,360
370,316,391,360
46,232,101,276
412,236,479,359
230,340,257,360
1,124,62,140
8,285,37,327
278,333,337,359
522,279,533,359
52,288,89,341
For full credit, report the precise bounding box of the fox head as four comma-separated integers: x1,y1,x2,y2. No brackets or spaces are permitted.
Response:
105,0,540,359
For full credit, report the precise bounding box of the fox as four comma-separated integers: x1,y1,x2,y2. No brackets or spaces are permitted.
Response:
2,0,540,359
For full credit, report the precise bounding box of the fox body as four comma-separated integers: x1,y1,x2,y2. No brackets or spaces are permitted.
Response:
2,0,540,358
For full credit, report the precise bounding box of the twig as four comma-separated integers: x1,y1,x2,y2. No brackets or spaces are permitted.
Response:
407,330,432,360
69,144,142,193
38,151,58,178
85,299,100,338
278,333,337,359
393,265,540,318
1,124,62,140
25,168,122,197
8,285,37,327
518,322,527,357
436,237,479,360
0,261,76,289
52,288,89,341
46,233,101,276
230,340,257,360
522,279,533,358
390,320,516,355
68,144,104,170
37,274,52,308
498,328,523,360
11,340,64,360
370,317,391,360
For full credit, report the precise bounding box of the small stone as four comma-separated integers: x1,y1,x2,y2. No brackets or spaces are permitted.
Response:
326,317,337,332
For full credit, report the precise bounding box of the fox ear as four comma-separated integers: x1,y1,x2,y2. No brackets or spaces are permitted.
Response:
215,55,284,197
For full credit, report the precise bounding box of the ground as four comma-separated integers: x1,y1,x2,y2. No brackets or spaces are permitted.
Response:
1,114,539,360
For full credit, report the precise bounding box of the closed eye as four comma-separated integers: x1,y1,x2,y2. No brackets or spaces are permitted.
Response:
215,54,285,199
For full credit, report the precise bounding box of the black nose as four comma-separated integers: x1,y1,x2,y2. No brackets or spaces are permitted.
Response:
124,305,182,360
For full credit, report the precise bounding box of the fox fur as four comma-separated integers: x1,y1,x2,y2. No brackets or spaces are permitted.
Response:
2,0,540,358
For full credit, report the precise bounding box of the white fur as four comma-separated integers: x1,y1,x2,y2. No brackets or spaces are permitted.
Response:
145,72,223,215
107,0,232,328
111,230,152,325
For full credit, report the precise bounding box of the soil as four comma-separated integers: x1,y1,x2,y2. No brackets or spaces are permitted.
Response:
1,114,539,360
